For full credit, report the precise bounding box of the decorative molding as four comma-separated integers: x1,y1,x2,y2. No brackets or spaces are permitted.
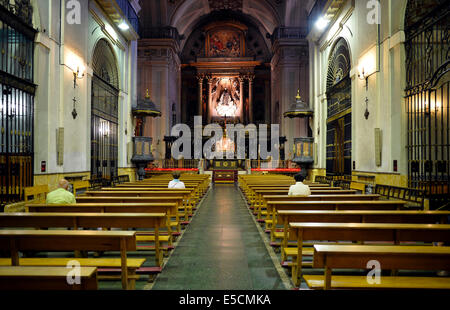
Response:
208,0,243,11
389,31,406,50
319,2,355,52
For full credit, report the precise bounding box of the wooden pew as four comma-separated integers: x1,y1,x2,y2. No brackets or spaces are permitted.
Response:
277,210,450,261
0,266,98,290
262,194,380,226
0,212,166,267
81,191,193,222
267,200,407,242
251,190,373,220
0,230,137,290
75,196,183,232
305,245,450,289
26,203,178,246
250,187,342,209
24,185,48,202
100,187,199,207
288,223,450,286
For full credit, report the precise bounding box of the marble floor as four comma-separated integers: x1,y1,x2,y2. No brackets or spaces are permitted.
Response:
151,184,286,290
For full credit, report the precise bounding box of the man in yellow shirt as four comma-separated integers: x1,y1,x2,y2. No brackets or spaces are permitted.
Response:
46,179,76,204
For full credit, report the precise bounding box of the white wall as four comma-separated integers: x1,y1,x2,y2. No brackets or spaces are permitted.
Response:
308,0,408,176
33,0,138,176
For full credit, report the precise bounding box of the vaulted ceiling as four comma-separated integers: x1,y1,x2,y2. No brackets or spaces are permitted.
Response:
139,0,311,50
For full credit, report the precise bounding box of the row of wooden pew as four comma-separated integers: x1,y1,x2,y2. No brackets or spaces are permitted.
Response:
239,174,450,289
0,174,211,290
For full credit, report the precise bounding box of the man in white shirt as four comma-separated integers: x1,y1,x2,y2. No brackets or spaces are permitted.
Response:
168,171,185,189
288,173,311,196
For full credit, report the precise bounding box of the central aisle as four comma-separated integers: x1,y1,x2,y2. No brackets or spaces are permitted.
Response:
151,184,286,290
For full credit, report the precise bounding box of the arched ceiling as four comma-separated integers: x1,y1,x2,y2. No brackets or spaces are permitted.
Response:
166,0,282,50
140,1,310,52
170,0,280,34
180,11,272,63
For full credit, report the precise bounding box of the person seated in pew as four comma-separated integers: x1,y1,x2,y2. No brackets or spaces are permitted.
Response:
288,173,311,197
168,171,185,189
46,179,76,204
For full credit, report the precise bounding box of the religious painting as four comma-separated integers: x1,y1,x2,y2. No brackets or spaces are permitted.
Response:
207,29,243,57
210,77,242,120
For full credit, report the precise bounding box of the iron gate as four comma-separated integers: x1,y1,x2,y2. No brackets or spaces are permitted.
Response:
0,2,36,206
405,0,449,207
91,75,118,181
326,38,352,177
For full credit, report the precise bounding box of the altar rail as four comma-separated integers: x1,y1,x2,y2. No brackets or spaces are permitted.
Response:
249,160,295,170
149,159,200,169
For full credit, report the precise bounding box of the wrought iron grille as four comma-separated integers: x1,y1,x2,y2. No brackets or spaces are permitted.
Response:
0,7,35,207
90,39,119,182
405,0,449,206
326,38,352,176
91,75,118,181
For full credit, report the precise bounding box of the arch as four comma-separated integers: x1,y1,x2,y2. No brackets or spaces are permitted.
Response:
404,0,449,196
169,0,280,49
92,38,119,89
326,37,351,92
325,37,352,176
404,0,446,31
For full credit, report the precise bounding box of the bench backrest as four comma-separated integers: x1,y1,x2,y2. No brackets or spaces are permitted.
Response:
0,230,136,252
288,223,450,243
0,212,166,229
76,196,184,207
267,200,406,213
26,203,178,215
375,184,425,208
277,210,450,225
313,244,450,270
24,185,48,202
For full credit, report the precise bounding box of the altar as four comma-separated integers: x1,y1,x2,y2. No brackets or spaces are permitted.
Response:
206,159,245,184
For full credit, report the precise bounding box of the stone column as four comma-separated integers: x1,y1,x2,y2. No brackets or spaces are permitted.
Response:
238,75,245,122
206,74,213,124
270,31,309,160
138,37,181,159
197,74,204,117
248,74,255,123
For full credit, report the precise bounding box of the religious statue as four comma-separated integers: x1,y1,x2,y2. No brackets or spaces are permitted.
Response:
216,87,237,117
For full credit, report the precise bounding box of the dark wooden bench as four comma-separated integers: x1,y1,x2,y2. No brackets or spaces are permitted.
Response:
258,193,380,221
267,200,407,243
305,245,450,289
75,197,184,231
0,212,166,267
288,222,450,286
0,266,98,290
82,190,193,222
375,184,425,209
0,229,137,289
277,210,450,262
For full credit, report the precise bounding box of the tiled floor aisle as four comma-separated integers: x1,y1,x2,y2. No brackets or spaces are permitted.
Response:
152,184,286,290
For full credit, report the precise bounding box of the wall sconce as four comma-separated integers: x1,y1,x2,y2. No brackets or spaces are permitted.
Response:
358,67,370,120
358,66,369,90
73,66,85,88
